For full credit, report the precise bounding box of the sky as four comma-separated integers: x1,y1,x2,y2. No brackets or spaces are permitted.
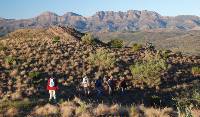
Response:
0,0,200,19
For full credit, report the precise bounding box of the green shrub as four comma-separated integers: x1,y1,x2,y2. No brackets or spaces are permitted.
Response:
173,84,200,114
0,43,7,51
52,36,60,43
28,71,41,78
108,39,123,48
88,48,115,69
4,56,16,64
0,100,35,113
130,59,168,89
132,43,142,52
157,50,171,59
192,66,200,75
81,33,96,45
192,87,200,105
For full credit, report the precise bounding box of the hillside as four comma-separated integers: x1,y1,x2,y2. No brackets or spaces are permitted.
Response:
0,26,200,116
1,10,200,36
96,30,200,55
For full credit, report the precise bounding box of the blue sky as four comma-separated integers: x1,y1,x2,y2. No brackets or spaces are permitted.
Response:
0,0,200,19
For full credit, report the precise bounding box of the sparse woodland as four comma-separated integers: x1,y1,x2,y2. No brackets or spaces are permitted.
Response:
0,26,199,117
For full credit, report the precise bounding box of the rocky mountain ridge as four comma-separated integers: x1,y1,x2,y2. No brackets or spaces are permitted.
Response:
1,10,200,36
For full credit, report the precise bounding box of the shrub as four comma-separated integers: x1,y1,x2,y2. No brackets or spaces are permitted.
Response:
88,48,115,69
52,36,60,43
4,56,16,64
161,50,171,59
81,33,96,45
192,87,200,106
132,43,142,52
0,42,7,51
94,104,110,116
108,39,123,48
60,101,76,117
33,104,59,116
156,50,171,60
173,84,200,116
10,69,18,77
192,66,200,76
144,107,174,117
76,101,88,115
5,107,19,117
130,59,168,89
0,100,34,114
129,105,139,117
28,71,41,78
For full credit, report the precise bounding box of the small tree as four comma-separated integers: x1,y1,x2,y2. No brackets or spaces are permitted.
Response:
130,59,168,89
108,39,123,48
88,48,115,69
81,33,96,45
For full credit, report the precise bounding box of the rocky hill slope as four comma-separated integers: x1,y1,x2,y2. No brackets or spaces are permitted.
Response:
1,10,200,36
0,26,200,116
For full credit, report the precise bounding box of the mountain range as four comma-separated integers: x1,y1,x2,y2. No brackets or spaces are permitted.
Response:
1,10,200,36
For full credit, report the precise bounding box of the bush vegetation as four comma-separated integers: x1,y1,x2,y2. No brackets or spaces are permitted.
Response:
0,99,35,114
191,66,200,75
173,84,200,116
4,56,16,64
88,48,115,69
108,39,123,48
28,71,41,78
0,43,7,51
52,36,60,43
132,43,143,52
81,33,96,45
130,58,168,89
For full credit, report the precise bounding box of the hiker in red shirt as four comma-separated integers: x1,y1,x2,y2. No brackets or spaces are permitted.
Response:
47,75,59,102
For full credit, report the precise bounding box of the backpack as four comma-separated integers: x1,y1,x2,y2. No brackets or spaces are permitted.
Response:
95,79,102,88
49,78,55,87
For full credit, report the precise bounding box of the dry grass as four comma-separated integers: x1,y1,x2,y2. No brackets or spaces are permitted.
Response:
60,101,76,117
191,109,200,117
33,104,59,116
10,69,18,77
5,107,19,117
94,104,110,116
144,107,174,117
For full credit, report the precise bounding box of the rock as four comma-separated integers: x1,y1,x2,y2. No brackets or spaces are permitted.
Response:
20,70,26,76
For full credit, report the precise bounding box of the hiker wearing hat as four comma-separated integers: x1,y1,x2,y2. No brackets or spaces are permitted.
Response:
47,74,59,102
82,75,90,95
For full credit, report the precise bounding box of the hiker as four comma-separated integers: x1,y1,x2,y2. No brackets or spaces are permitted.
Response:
82,75,90,95
47,75,58,102
107,76,115,95
119,77,127,94
95,77,103,97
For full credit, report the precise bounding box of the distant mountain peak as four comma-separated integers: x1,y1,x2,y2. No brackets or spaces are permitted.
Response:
1,10,200,36
0,17,5,20
37,11,59,17
63,12,82,17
